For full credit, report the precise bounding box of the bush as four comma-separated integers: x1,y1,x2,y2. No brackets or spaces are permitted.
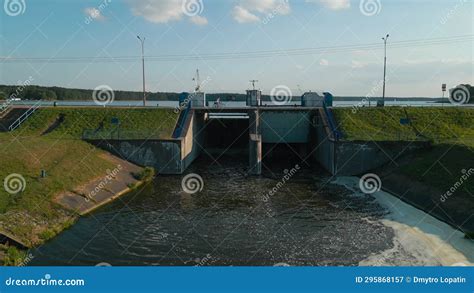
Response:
3,246,26,266
132,167,155,182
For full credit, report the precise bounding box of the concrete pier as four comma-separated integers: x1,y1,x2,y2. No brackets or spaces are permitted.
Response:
248,110,262,175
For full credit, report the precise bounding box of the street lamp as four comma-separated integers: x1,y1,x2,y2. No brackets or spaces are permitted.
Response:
382,34,389,105
137,35,146,107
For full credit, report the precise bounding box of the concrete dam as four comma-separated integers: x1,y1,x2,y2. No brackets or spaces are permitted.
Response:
88,90,424,177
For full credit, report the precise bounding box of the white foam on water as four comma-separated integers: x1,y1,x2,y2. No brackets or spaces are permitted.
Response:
333,177,474,267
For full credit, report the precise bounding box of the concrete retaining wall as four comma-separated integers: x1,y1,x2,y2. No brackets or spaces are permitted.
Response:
313,108,430,176
91,139,184,174
333,141,430,175
313,109,336,174
87,112,205,175
181,111,204,171
260,111,312,143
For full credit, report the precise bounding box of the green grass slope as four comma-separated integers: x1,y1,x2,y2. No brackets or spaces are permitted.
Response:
0,134,116,246
0,107,178,252
333,107,474,232
15,108,178,139
333,107,474,143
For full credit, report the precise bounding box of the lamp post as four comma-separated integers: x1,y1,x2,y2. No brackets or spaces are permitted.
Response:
137,36,146,107
382,34,389,105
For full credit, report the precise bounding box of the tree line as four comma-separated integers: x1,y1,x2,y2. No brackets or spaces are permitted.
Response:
0,85,257,102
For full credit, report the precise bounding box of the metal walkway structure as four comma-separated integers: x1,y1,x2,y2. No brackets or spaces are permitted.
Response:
8,100,42,131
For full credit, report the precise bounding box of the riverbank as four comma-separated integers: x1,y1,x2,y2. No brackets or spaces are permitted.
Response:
0,107,175,265
334,177,474,266
54,153,154,216
333,107,474,234
379,147,474,233
0,135,154,265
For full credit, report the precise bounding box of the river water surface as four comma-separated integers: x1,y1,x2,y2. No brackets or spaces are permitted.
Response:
30,157,473,266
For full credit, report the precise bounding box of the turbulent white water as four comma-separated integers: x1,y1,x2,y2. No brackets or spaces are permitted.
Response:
334,177,474,267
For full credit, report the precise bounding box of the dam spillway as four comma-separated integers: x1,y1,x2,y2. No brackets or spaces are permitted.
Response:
82,90,428,177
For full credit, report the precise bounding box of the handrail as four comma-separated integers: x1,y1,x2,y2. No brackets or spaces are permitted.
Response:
8,100,42,131
172,101,192,138
323,102,342,141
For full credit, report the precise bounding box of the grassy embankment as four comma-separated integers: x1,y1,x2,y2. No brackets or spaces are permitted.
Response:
333,107,474,234
0,108,177,264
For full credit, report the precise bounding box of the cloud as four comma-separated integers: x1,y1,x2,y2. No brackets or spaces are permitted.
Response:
190,15,208,25
233,0,290,23
126,0,208,25
233,6,260,23
351,60,368,69
84,7,106,21
320,59,329,66
306,0,350,10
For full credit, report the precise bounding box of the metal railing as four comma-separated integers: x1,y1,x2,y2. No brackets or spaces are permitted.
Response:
8,100,42,131
172,102,192,138
323,102,342,140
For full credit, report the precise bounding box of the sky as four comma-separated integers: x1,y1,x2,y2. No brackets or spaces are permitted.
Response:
0,0,473,97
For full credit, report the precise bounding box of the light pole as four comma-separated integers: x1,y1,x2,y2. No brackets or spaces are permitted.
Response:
137,36,146,107
382,34,389,105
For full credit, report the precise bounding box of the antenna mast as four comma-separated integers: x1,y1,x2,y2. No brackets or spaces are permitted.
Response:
194,69,201,92
249,80,259,90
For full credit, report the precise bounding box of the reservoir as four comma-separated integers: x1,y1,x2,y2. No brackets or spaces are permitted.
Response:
30,156,474,266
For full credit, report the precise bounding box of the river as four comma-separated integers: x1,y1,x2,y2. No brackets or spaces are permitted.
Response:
30,156,474,266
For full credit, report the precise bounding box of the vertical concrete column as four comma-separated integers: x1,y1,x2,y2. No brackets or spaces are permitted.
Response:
248,110,262,175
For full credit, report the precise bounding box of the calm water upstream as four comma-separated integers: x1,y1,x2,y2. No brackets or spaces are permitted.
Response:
31,156,404,266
